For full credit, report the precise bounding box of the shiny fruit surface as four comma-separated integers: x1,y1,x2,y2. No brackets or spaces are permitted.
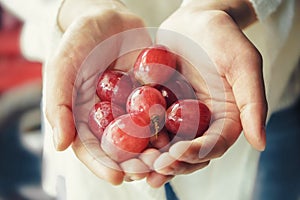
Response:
126,86,166,127
133,45,177,85
96,70,133,107
88,101,125,140
149,129,170,151
101,114,151,162
166,99,211,139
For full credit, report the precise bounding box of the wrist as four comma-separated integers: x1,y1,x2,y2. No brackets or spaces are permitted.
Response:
181,0,257,29
57,0,127,31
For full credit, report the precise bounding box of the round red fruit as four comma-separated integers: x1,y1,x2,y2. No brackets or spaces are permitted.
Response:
134,45,177,85
166,99,211,140
96,70,133,107
101,114,151,162
126,86,166,129
154,72,197,107
149,129,170,152
88,101,125,140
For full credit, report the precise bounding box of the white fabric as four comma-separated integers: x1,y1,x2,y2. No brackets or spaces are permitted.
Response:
247,0,300,114
0,0,60,61
120,0,182,27
4,0,298,199
250,0,282,21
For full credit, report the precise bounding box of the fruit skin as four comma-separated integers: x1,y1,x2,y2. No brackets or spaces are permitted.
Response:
149,129,170,152
153,72,197,107
96,70,133,107
88,101,125,140
133,45,177,85
166,99,211,140
101,114,151,162
126,86,166,128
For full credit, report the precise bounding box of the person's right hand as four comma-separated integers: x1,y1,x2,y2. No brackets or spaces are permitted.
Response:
151,0,268,179
44,0,154,185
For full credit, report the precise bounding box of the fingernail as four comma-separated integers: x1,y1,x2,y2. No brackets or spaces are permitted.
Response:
258,126,266,151
53,126,60,150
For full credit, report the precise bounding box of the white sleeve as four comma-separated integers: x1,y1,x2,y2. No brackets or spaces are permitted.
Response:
245,0,299,114
181,0,282,21
0,0,62,62
249,0,282,21
120,0,181,27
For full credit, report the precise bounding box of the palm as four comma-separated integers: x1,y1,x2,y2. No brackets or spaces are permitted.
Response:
150,9,266,175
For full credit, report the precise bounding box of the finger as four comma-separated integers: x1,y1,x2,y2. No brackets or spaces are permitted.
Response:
44,57,83,150
139,148,161,170
120,158,149,181
204,17,268,151
205,17,267,150
72,134,124,185
153,153,210,175
226,46,267,151
44,19,109,151
146,172,174,188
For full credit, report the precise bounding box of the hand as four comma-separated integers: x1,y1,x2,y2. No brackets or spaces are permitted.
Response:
152,0,267,177
44,0,154,185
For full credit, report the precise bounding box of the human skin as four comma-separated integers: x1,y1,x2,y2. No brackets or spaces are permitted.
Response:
45,0,267,187
151,0,267,181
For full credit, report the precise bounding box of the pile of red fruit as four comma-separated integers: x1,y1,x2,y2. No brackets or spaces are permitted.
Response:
88,45,211,162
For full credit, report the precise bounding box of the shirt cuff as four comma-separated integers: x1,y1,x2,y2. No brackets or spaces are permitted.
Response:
249,0,282,21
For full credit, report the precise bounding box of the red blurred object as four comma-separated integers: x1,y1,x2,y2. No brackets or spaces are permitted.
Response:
0,27,21,55
0,9,42,93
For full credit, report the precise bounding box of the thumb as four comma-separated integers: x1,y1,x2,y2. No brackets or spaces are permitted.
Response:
44,22,99,151
227,48,268,151
44,53,77,151
44,14,120,151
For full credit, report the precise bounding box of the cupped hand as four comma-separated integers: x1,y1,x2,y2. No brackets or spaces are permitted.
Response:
152,3,267,177
44,2,155,185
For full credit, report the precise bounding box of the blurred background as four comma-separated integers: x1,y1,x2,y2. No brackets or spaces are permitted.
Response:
0,4,53,200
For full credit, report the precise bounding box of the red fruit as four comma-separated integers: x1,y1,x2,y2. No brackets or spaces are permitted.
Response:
96,70,134,107
126,86,166,130
154,72,197,107
166,99,211,140
101,114,151,162
134,45,177,85
88,101,125,140
149,129,170,152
